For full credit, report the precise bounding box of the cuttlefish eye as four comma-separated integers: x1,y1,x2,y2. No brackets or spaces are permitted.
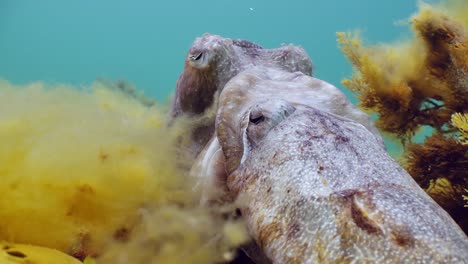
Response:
245,100,296,146
187,51,210,69
189,52,203,61
249,111,265,125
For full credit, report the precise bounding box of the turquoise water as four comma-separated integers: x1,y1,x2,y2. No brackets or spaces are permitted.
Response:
1,0,416,103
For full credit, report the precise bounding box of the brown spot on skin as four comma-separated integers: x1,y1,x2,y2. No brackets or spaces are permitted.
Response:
303,130,324,140
300,140,312,151
257,222,283,250
314,112,353,145
296,243,309,263
350,201,382,235
336,189,382,235
296,198,306,207
391,226,415,248
272,152,278,160
244,174,257,190
255,215,265,231
334,134,350,143
336,189,359,199
279,204,288,215
287,222,301,239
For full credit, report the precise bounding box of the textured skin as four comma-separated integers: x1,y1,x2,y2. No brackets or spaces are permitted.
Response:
191,69,468,263
184,35,468,263
170,34,313,158
171,34,313,118
216,67,384,174
224,102,468,263
192,67,384,203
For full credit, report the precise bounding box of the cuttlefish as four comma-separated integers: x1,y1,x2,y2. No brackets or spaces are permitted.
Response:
193,67,468,263
192,67,384,203
170,34,313,157
171,34,313,118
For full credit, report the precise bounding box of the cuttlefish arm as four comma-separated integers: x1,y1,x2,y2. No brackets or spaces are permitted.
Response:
190,136,229,205
190,136,272,264
217,100,468,263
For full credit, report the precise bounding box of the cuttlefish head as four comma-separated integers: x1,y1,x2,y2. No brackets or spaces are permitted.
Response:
170,34,314,119
185,34,227,70
192,97,298,198
171,34,264,117
215,67,384,175
197,90,468,263
218,98,298,175
192,67,385,202
192,67,468,263
172,34,232,117
190,71,302,204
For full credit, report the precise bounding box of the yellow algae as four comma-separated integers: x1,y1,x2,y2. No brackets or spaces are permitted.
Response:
0,242,82,264
0,79,246,263
338,1,468,140
452,112,468,144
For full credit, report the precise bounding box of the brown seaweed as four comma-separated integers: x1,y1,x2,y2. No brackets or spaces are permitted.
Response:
338,1,468,233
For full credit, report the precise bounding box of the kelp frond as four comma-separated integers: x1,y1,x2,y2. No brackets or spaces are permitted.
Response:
405,134,468,231
338,0,468,234
338,1,468,141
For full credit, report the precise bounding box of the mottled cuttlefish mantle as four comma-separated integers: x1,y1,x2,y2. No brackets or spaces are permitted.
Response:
192,71,468,263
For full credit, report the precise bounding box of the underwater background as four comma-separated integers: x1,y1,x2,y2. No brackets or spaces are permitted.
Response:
1,1,467,263
1,0,418,103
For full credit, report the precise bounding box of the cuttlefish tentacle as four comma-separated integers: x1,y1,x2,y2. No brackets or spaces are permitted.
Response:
190,136,229,205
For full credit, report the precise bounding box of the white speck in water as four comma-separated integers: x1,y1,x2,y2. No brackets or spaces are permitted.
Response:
249,7,254,11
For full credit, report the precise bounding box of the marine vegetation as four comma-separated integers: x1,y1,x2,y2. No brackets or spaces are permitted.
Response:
0,79,247,263
337,0,468,233
0,242,82,264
